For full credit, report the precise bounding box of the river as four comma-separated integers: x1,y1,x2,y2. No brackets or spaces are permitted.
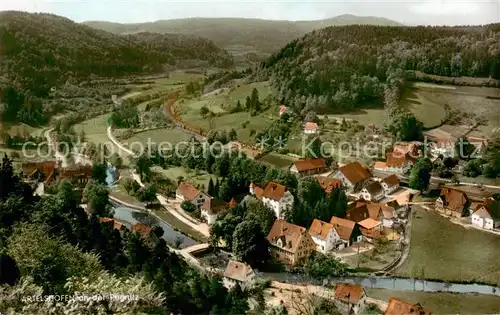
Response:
261,272,500,297
112,205,198,249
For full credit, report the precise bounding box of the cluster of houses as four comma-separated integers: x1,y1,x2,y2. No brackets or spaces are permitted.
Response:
222,260,431,314
435,186,500,230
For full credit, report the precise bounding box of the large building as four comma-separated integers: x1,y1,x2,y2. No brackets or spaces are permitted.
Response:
250,182,294,219
267,219,315,266
289,158,326,176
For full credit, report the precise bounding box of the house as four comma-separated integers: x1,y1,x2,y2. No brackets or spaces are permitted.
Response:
435,188,469,218
333,283,367,314
360,181,385,201
374,152,416,174
345,204,371,223
334,162,372,192
330,216,362,247
303,122,319,135
59,164,93,186
223,260,256,290
393,141,421,157
308,219,343,254
249,182,294,219
290,158,326,176
279,105,288,116
471,199,500,230
176,182,209,209
22,161,57,185
315,176,342,194
366,203,396,228
384,298,431,315
99,218,127,233
267,219,315,266
358,218,383,242
380,174,400,195
201,198,228,224
132,223,156,241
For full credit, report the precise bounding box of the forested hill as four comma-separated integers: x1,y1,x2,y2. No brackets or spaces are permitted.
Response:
256,24,500,115
0,11,234,97
83,15,403,56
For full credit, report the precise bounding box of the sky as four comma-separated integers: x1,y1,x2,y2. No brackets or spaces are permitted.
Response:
0,0,498,26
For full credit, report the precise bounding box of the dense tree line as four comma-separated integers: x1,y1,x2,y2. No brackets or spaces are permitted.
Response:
256,24,500,115
0,154,250,314
0,12,233,98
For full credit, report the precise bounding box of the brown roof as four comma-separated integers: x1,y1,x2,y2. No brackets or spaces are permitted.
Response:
346,204,370,222
228,197,238,208
365,203,395,220
59,165,93,179
304,122,319,131
393,142,421,156
132,223,151,239
330,216,356,241
386,152,416,167
224,260,254,282
316,176,341,194
254,185,265,199
383,174,400,187
293,158,326,173
438,188,468,214
99,217,126,231
363,181,384,198
358,218,381,230
22,161,57,178
267,219,309,254
309,219,335,240
338,162,371,185
374,161,388,169
385,298,431,315
202,198,227,214
473,200,500,220
334,283,364,304
262,182,288,201
176,182,201,200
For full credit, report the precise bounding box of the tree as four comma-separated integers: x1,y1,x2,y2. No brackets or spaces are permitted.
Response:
91,163,107,185
304,136,323,159
132,154,152,182
245,199,276,234
304,110,317,123
463,159,483,178
181,200,196,212
232,220,269,267
245,95,252,111
207,177,215,196
200,105,210,117
229,128,238,141
387,111,424,142
137,185,157,207
0,254,20,286
109,153,123,168
84,181,112,217
455,138,476,160
303,253,346,279
443,157,458,169
218,179,232,201
409,157,432,192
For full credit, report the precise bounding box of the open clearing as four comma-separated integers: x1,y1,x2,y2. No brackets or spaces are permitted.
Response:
396,209,500,285
179,81,276,143
152,166,218,188
367,288,500,314
125,128,193,146
4,123,44,138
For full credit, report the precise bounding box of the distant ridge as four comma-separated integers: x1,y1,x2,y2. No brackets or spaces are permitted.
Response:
82,14,403,57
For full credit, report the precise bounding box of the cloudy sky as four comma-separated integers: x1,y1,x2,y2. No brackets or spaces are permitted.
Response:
0,0,498,26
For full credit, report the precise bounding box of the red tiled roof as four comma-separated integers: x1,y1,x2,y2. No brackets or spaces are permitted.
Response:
438,188,468,214
383,174,400,187
330,216,356,241
374,161,388,169
267,219,308,254
132,223,151,239
315,176,341,194
338,162,371,185
293,158,326,173
334,283,364,304
202,198,227,214
176,182,201,200
346,204,370,223
99,217,126,231
22,161,57,178
358,218,381,230
385,298,431,315
309,219,335,240
262,182,288,201
386,152,416,167
224,260,254,282
304,122,319,131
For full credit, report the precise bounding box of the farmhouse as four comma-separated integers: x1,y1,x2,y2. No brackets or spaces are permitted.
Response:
334,162,372,192
223,260,256,290
176,182,209,207
290,158,326,176
471,198,500,230
315,176,342,194
330,216,362,247
360,181,385,201
384,298,431,315
249,182,294,219
358,218,382,242
267,219,315,266
333,283,367,314
303,121,319,134
379,174,400,195
374,152,416,174
308,219,343,254
435,187,469,218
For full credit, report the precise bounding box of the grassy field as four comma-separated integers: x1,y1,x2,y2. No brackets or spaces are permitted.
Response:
152,166,218,188
179,81,276,143
367,288,500,314
396,209,500,285
256,152,296,169
3,123,44,138
74,113,110,144
128,71,204,94
343,242,400,271
125,128,193,146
